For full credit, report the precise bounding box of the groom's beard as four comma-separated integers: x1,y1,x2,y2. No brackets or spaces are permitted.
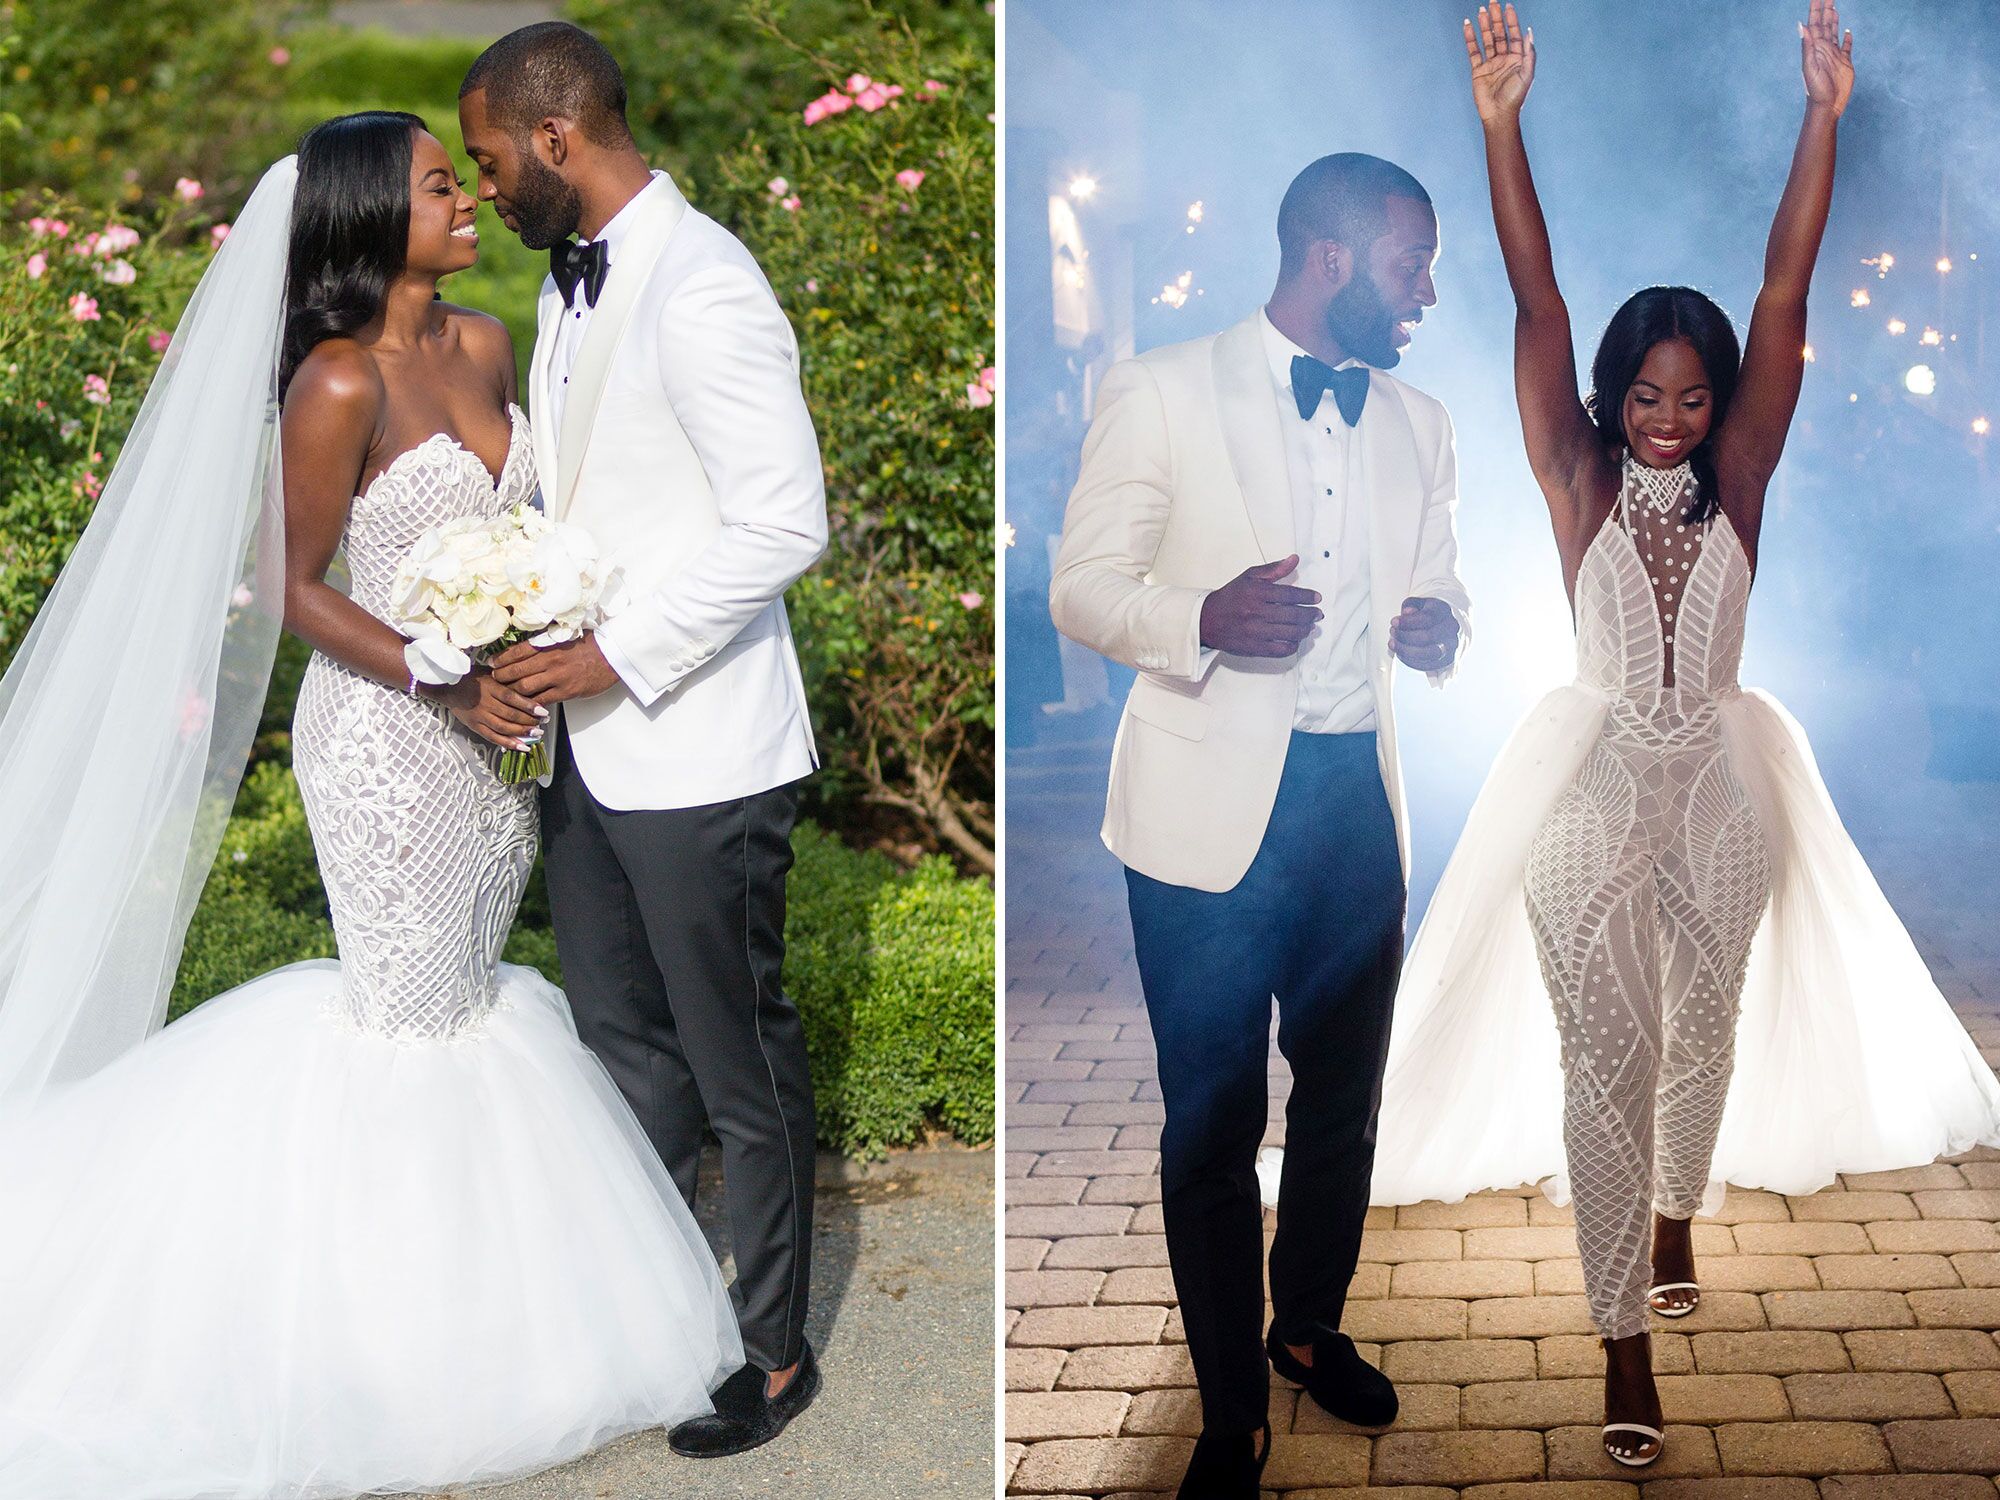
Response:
1325,270,1405,370
507,153,584,251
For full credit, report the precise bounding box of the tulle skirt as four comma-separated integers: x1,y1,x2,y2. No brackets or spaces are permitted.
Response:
1258,684,2000,1210
0,960,742,1500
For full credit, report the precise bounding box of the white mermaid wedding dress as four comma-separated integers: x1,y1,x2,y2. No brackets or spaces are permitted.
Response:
0,408,741,1499
1260,456,2000,1215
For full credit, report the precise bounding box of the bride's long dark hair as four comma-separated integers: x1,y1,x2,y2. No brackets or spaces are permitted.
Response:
278,110,427,400
1585,285,1742,527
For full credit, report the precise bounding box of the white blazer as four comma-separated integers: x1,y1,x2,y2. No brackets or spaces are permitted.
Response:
529,172,825,810
1050,310,1469,893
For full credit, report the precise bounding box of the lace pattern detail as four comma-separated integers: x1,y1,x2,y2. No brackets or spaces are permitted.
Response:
292,406,541,1043
1524,453,1771,1338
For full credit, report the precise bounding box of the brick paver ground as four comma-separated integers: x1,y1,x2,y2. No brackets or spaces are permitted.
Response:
1004,709,2000,1497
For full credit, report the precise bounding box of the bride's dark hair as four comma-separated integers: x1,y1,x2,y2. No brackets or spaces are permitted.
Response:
279,110,427,400
1585,285,1742,527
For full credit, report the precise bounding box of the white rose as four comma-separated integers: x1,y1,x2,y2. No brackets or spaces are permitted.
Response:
444,593,510,649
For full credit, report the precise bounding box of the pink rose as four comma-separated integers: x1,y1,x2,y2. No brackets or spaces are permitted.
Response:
99,224,140,254
767,176,789,197
964,382,994,409
79,472,102,500
71,231,100,257
804,89,852,126
805,278,819,293
83,374,111,406
922,79,946,95
99,258,137,285
232,584,255,609
68,293,101,322
210,223,231,245
979,366,997,392
28,217,70,238
174,177,204,203
958,591,984,610
147,329,172,353
58,418,81,439
25,252,47,279
895,168,925,191
856,85,890,112
846,74,873,94
884,84,905,101
269,46,291,66
780,195,801,213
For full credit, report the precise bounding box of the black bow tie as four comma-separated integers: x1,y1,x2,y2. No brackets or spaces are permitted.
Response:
1290,354,1370,427
551,237,609,310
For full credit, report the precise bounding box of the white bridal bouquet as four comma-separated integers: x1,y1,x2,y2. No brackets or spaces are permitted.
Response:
391,502,624,783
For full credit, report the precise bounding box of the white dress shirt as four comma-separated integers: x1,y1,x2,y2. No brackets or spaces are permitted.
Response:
1261,311,1377,733
543,179,661,701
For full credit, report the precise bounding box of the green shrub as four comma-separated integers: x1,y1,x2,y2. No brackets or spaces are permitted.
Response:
169,762,993,1155
703,5,996,870
0,0,308,207
0,197,220,669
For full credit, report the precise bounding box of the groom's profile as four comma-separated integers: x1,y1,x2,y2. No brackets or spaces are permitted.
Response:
458,22,827,1457
1050,152,1469,1499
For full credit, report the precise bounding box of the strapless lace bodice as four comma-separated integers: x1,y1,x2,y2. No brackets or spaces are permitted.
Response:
291,407,540,1041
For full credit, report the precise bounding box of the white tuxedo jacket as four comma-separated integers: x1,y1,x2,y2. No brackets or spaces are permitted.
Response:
1050,310,1469,893
530,172,825,810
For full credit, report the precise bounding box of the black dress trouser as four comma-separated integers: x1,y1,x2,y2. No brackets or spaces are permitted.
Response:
1124,730,1406,1435
541,718,817,1371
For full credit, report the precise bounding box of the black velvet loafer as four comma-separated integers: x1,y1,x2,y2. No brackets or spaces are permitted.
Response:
1268,1326,1398,1427
667,1342,821,1458
1175,1421,1270,1500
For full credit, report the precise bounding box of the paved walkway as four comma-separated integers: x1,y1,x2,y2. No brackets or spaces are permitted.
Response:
1004,701,2000,1497
412,1147,994,1500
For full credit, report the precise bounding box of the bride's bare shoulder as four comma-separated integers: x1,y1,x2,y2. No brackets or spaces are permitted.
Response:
437,302,515,384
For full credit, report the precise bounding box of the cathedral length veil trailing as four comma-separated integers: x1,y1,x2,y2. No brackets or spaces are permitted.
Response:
0,157,297,1110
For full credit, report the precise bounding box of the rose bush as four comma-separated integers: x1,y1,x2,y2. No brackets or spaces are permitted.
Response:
701,7,996,869
0,196,218,668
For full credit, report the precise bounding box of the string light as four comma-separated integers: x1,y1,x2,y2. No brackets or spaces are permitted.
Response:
1937,256,1953,274
1802,343,1816,362
1920,326,1943,346
1067,174,1098,201
1904,364,1937,396
1851,288,1871,307
1862,251,1895,278
1186,201,1204,223
1887,317,1907,335
1974,417,1991,436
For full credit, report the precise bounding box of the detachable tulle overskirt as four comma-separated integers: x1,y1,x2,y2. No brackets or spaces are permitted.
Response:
1258,685,2000,1210
0,960,742,1500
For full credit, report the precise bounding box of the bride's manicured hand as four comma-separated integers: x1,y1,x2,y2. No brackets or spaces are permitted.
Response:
489,632,622,705
436,667,546,750
1800,0,1855,116
1390,596,1461,672
1465,1,1535,125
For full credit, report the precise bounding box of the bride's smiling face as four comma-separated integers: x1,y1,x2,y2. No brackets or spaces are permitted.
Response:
405,130,481,277
1621,337,1714,469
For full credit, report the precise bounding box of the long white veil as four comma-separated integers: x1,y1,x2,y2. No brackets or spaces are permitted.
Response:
0,156,299,1107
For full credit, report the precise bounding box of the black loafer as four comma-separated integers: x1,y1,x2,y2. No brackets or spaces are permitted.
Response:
668,1342,821,1458
1176,1422,1270,1500
1268,1326,1398,1427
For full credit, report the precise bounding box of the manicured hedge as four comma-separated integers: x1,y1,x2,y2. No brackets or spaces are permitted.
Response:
172,761,993,1157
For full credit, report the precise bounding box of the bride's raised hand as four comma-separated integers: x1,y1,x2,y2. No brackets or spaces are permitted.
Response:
1800,0,1855,116
1465,1,1535,125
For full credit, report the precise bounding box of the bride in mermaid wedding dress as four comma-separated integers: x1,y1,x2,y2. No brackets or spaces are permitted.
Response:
0,116,738,1498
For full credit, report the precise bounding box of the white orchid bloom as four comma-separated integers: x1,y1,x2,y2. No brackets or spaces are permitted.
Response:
403,618,470,685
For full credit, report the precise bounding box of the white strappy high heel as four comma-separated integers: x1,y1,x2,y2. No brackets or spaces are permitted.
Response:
1602,1422,1665,1467
1647,1280,1701,1317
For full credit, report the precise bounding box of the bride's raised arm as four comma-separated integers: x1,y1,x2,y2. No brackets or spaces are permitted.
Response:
1466,1,1605,546
1716,0,1853,548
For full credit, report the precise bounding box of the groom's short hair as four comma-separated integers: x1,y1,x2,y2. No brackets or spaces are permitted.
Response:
1276,154,1432,279
460,22,633,147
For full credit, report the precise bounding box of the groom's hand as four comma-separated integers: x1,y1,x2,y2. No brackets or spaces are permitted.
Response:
489,633,622,705
1390,596,1461,672
1199,555,1322,659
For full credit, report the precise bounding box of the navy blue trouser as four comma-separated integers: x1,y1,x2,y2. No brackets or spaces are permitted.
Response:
1125,730,1405,1435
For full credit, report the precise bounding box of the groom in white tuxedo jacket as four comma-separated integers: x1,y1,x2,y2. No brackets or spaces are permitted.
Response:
461,24,823,1456
1052,154,1468,1497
